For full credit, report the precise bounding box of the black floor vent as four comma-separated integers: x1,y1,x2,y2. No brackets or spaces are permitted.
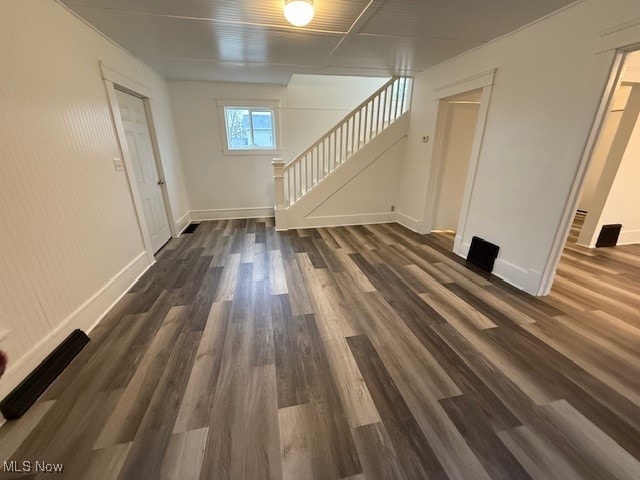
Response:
183,223,200,234
466,236,500,274
1,329,89,420
596,224,622,247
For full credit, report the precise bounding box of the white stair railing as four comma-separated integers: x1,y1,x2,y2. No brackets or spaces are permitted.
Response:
273,77,411,210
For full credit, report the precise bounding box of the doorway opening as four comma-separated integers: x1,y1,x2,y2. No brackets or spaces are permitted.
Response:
542,47,640,295
100,61,180,262
429,89,482,247
424,73,494,261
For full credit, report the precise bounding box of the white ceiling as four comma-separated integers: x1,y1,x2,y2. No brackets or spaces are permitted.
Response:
60,0,577,84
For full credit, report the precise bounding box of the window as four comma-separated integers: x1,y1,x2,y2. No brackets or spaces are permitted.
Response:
224,107,275,150
217,100,281,154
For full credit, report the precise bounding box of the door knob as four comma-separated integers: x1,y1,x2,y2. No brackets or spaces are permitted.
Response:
157,180,165,185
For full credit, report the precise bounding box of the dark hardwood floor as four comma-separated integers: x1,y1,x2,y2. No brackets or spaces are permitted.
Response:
1,215,639,479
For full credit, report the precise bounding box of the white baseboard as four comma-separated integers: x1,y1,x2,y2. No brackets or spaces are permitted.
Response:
457,239,470,258
493,259,541,296
0,252,152,401
458,241,541,296
190,207,274,221
175,211,192,236
394,212,426,233
617,229,640,245
297,212,395,229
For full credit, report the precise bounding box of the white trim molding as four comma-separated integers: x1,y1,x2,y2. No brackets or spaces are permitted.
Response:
101,60,188,239
100,61,152,99
395,212,426,234
0,252,151,401
100,60,179,259
103,78,156,265
494,260,542,296
618,229,640,246
433,69,497,99
455,240,541,295
190,207,275,221
176,211,192,236
600,17,640,38
597,17,640,53
423,69,497,259
539,50,628,296
142,99,182,238
452,83,494,257
215,98,282,156
295,212,396,229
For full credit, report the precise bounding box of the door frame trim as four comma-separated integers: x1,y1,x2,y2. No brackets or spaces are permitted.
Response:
538,45,638,295
100,61,174,263
423,69,496,258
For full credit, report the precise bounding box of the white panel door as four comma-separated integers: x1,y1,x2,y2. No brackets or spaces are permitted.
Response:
116,89,171,253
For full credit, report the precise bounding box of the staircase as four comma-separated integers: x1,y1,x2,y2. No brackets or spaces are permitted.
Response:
272,76,412,230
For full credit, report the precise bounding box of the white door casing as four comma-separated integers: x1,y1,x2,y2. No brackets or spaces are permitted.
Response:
424,69,496,255
115,89,171,253
431,98,481,232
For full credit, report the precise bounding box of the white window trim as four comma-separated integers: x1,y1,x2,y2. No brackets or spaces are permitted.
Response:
216,98,282,156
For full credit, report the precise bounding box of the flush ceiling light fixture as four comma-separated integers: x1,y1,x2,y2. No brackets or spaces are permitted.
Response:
284,0,314,27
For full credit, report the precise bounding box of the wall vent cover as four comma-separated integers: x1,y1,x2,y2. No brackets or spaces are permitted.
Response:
183,223,200,234
1,329,89,420
467,236,499,274
596,224,622,248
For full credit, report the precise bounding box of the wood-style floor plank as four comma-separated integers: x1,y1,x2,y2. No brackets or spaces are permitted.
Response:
346,334,449,480
0,400,55,462
160,428,208,480
497,425,583,480
352,422,407,480
173,301,231,434
80,442,133,480
2,215,639,479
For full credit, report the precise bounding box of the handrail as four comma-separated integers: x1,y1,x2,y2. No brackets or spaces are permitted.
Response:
275,76,412,209
283,76,399,172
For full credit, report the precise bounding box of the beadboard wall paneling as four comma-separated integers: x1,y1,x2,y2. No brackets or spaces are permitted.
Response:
0,0,188,398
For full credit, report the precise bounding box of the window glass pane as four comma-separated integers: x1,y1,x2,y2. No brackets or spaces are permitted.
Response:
225,108,253,149
251,110,275,148
223,106,276,151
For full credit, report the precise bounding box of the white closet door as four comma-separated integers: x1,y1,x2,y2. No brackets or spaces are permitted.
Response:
116,90,171,253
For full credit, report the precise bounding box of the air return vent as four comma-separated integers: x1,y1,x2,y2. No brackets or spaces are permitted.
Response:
1,329,89,420
596,224,622,248
183,223,200,234
466,236,500,274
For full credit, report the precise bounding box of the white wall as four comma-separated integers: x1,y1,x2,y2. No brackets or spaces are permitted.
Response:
310,138,406,221
578,83,640,247
578,54,640,245
433,102,480,231
169,81,283,219
397,0,640,295
579,85,631,212
169,75,387,220
578,111,623,212
593,103,640,245
0,0,188,398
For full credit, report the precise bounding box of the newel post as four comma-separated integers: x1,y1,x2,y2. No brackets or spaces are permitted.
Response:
272,158,288,231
